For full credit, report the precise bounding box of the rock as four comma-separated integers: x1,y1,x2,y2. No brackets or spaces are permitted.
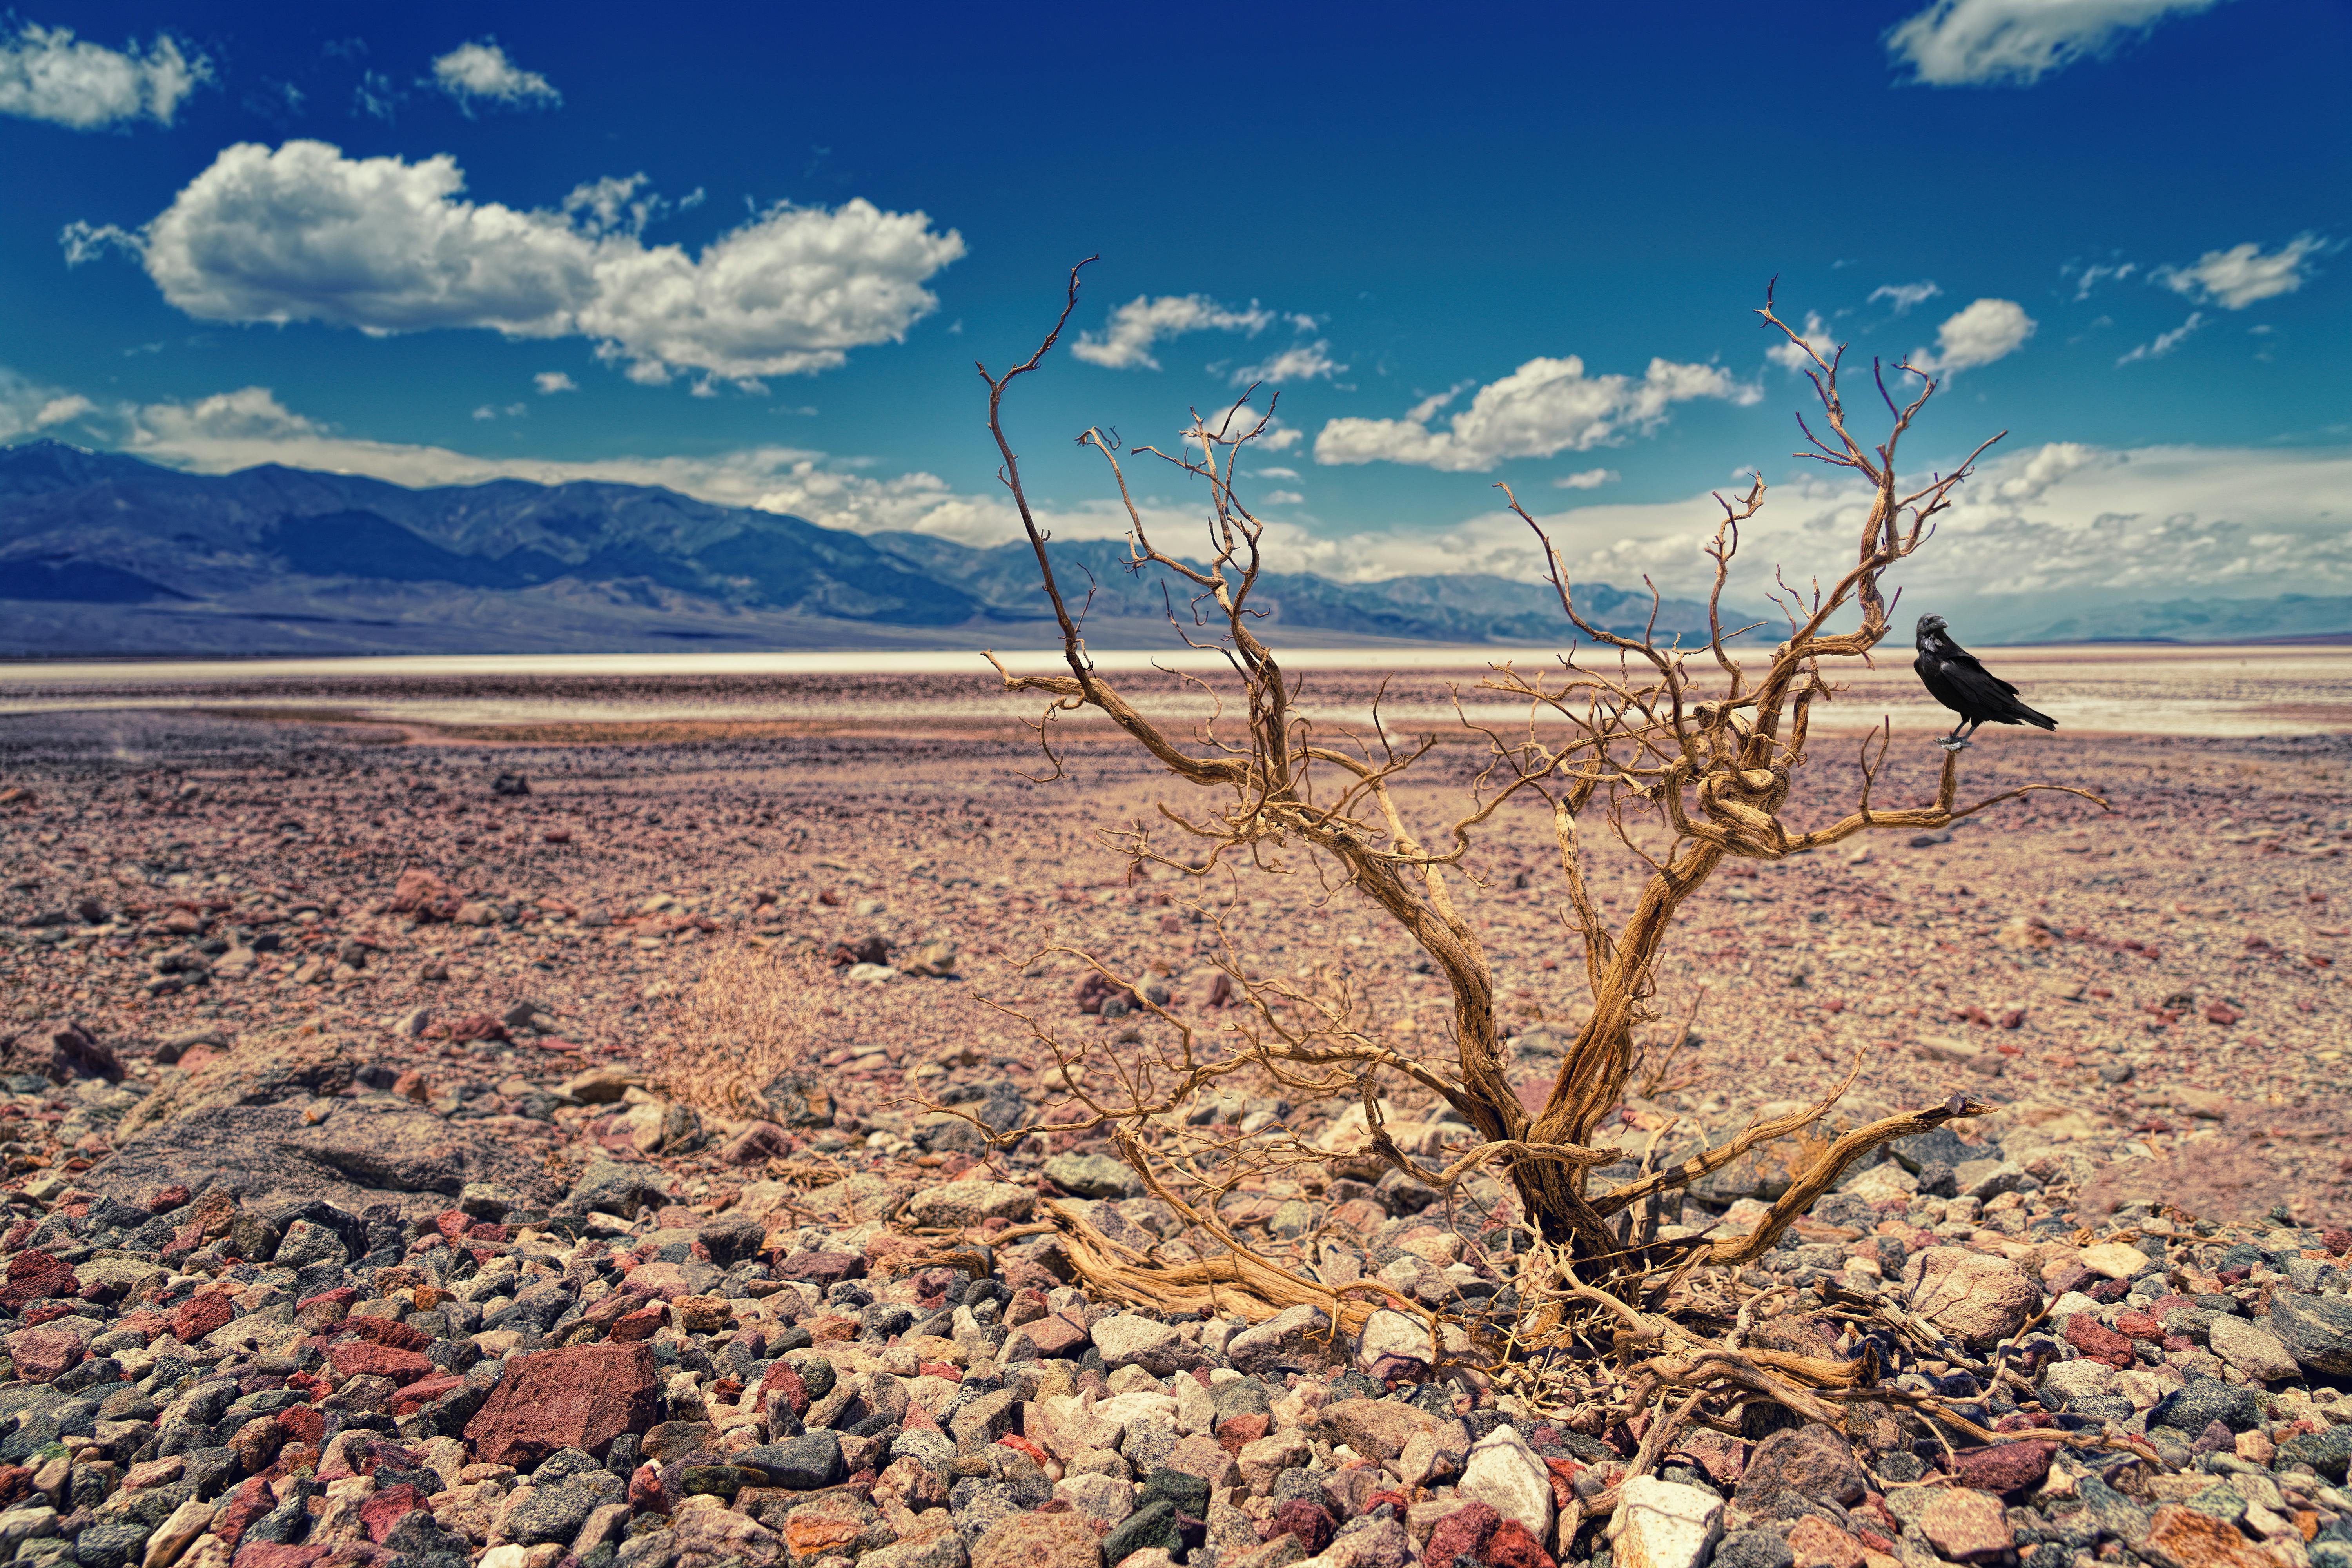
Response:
1610,1477,1724,1568
2078,1242,2151,1280
2274,1425,2352,1481
1714,1531,1795,1568
1042,1153,1144,1200
1103,1500,1182,1563
1784,1517,1864,1568
1909,1488,2011,1563
463,1343,657,1466
969,1510,1103,1568
85,1099,561,1220
1319,1401,1441,1464
907,1182,1034,1230
1091,1316,1196,1377
736,1434,846,1490
1735,1425,1864,1507
1900,1247,2039,1347
1459,1425,1552,1545
1225,1305,1332,1375
1238,1431,1312,1495
758,1071,836,1130
2140,1504,2275,1568
1946,1442,2054,1498
2150,1382,2257,1434
865,1521,971,1568
1354,1309,1428,1381
2267,1291,2352,1377
564,1159,669,1218
2204,1316,2298,1382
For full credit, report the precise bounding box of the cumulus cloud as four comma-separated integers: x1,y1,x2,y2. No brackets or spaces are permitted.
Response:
1868,280,1943,316
62,141,965,387
0,369,96,439
1885,0,2226,87
1766,312,1836,372
533,371,577,394
1314,355,1758,472
2156,234,2327,310
1234,339,1345,385
1072,295,1276,370
428,40,559,112
1913,298,2036,373
2116,311,2203,365
0,20,209,129
1553,468,1619,490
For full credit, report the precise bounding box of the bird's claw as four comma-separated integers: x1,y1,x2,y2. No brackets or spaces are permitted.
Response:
1936,737,1971,752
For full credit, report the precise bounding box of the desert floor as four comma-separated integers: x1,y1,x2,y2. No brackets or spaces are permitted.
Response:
2,653,2346,1225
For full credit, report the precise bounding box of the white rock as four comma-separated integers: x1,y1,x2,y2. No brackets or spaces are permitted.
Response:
2077,1242,2151,1280
1459,1424,1553,1544
906,1181,1035,1230
478,1549,532,1568
142,1499,216,1568
1610,1476,1725,1568
1842,1162,1918,1203
2040,1357,2120,1404
1357,1308,1430,1376
1090,1314,1189,1374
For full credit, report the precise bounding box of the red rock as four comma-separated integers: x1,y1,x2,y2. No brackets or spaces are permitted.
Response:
775,1251,866,1286
360,1484,422,1543
325,1340,434,1382
997,1435,1052,1469
432,1210,470,1240
807,1314,857,1342
1215,1414,1270,1455
389,868,461,921
609,1305,666,1343
148,1184,191,1211
1022,1313,1090,1359
756,1362,809,1416
2063,1314,2136,1370
6,1324,88,1382
2116,1310,2164,1341
276,1406,326,1446
0,1251,76,1309
172,1292,236,1343
390,1374,465,1416
1945,1442,2053,1498
918,1361,960,1381
215,1477,275,1550
1910,1488,2011,1564
1485,1518,1555,1568
341,1316,432,1352
463,1341,658,1467
1269,1499,1335,1554
1425,1501,1499,1568
0,1465,31,1508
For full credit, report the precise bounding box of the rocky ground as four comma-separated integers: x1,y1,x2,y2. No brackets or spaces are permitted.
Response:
0,704,2344,1568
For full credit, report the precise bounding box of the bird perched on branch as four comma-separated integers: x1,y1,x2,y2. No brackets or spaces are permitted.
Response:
1913,614,2056,751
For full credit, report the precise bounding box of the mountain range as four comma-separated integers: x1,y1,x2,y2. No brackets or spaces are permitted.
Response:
0,441,1750,657
0,440,2342,657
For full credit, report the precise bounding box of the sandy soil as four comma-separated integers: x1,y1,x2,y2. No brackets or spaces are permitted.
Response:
1,671,2346,1227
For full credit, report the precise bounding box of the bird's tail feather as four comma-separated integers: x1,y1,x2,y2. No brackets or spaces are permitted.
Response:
2017,704,2058,731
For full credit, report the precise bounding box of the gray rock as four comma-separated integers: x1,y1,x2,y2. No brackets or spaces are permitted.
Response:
2150,1381,2258,1434
736,1433,845,1490
270,1218,344,1271
1225,1305,1332,1375
1092,1315,1198,1377
1713,1532,1795,1568
2267,1291,2352,1377
564,1159,670,1219
1043,1153,1144,1200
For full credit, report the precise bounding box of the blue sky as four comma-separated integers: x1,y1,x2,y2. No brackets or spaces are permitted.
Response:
3,0,2348,630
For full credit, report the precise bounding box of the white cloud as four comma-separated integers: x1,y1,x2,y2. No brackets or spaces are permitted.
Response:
1913,298,2036,373
1553,468,1619,490
428,40,559,112
470,401,528,419
1886,0,2226,87
533,371,577,394
0,20,208,129
1314,355,1758,472
2156,234,2327,310
2067,260,2136,299
1072,295,1275,370
1234,339,1345,385
1261,490,1305,506
0,369,93,439
67,140,966,387
1766,312,1836,372
1867,280,1943,316
2115,311,2203,365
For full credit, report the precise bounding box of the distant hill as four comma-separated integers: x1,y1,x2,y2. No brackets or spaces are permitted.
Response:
0,440,1753,657
2015,595,2352,644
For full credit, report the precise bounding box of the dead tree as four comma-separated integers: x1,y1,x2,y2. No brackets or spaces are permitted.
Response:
966,265,2105,1390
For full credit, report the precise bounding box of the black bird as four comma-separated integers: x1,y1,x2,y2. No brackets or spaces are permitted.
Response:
1913,614,2056,751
